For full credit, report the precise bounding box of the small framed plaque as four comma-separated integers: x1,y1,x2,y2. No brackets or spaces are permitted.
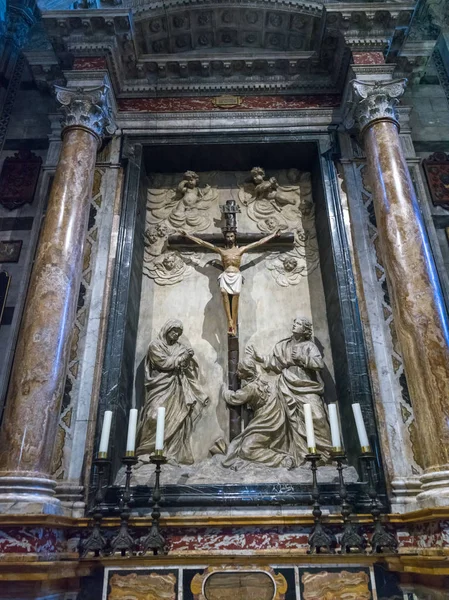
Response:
0,150,42,210
0,240,22,263
212,95,242,109
423,152,449,206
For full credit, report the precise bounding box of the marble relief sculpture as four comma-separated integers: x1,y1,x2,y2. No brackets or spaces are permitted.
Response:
249,316,332,463
143,172,216,285
222,354,297,470
148,170,218,232
136,319,209,465
239,167,320,287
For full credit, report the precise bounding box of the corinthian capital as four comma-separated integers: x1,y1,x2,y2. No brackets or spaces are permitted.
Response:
54,84,117,141
347,79,407,132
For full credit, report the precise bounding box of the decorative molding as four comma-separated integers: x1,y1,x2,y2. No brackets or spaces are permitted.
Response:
54,84,117,139
347,79,407,132
118,95,341,112
37,3,414,97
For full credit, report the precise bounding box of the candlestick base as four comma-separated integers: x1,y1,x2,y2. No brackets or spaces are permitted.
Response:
110,454,138,557
141,523,168,556
331,450,365,554
141,452,169,556
80,458,111,558
81,509,107,558
306,452,336,554
361,453,397,554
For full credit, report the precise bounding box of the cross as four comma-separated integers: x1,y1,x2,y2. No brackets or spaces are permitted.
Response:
169,201,293,439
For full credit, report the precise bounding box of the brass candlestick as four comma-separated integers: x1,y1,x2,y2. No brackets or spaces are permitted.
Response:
332,450,365,553
81,457,110,558
361,452,397,554
306,452,336,554
110,454,138,556
141,453,168,556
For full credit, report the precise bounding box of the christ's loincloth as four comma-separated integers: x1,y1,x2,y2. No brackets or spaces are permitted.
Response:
218,270,243,295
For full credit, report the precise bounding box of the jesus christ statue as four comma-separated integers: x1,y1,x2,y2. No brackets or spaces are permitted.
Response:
180,228,280,335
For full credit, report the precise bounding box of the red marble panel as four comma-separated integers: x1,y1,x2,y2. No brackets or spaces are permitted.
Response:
0,527,66,554
165,526,310,552
117,95,341,113
352,52,385,65
73,57,107,71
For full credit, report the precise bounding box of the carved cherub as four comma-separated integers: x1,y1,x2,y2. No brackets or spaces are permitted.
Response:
238,167,302,229
147,171,218,232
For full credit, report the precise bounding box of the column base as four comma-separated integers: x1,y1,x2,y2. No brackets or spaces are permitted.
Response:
390,477,421,513
417,470,449,508
0,474,62,515
55,481,86,517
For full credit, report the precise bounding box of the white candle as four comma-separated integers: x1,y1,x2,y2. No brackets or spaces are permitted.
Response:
328,403,342,450
98,410,112,456
126,408,138,454
304,404,316,451
352,403,370,450
155,406,166,451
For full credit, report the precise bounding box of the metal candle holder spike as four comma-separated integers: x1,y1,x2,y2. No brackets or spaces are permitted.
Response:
110,454,138,556
81,457,110,558
306,451,336,554
332,449,365,554
361,452,397,554
141,452,168,556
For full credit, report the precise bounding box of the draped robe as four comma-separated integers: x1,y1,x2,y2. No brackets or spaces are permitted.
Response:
222,378,296,469
262,337,332,463
136,322,208,464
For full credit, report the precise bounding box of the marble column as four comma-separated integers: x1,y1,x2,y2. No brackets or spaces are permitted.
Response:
0,85,115,513
350,79,449,507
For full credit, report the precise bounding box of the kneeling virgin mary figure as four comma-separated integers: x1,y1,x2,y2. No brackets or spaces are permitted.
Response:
136,319,209,464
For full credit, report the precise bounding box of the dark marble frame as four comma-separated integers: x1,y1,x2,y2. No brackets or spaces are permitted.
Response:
94,132,386,510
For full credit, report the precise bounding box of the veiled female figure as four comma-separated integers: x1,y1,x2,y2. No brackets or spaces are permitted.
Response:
136,319,209,464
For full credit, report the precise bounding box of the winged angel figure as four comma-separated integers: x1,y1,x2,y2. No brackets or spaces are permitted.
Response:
239,167,320,287
147,170,218,232
238,167,303,228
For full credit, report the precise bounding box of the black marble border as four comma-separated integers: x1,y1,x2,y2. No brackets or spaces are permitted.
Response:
95,132,386,508
96,144,146,479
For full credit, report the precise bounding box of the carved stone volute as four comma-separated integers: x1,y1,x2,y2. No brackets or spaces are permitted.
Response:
54,84,117,142
347,79,407,133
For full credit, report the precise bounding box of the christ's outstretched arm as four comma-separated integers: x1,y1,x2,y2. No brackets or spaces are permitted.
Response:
239,228,281,254
180,230,221,253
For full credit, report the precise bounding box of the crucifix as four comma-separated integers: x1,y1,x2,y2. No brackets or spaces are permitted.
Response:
170,199,293,438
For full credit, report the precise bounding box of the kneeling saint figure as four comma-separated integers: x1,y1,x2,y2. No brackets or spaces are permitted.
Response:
249,316,332,464
222,355,297,470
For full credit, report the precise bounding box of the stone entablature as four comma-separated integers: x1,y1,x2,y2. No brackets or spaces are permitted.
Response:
30,2,416,96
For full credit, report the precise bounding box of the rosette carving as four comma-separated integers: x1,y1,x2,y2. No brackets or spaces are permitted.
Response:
54,84,117,140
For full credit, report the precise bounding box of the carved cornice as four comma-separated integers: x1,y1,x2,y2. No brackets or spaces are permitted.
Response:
346,78,407,133
54,84,117,140
36,2,415,97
